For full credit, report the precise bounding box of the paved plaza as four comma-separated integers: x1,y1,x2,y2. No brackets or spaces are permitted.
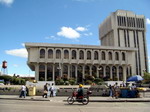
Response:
0,95,150,112
0,98,150,112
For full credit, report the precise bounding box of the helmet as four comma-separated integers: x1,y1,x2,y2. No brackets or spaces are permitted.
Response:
79,84,83,88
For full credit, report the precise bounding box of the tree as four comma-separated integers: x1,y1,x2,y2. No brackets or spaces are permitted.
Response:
143,72,150,84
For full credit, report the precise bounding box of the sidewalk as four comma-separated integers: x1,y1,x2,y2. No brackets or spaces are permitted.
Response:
1,95,150,102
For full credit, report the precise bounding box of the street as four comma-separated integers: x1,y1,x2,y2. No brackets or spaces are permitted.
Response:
0,99,150,112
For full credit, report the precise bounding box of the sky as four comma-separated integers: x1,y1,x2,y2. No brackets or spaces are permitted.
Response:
0,0,150,77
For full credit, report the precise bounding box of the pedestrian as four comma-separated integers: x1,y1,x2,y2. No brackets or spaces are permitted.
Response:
49,83,54,97
109,85,113,97
114,82,120,99
19,84,26,98
43,83,48,98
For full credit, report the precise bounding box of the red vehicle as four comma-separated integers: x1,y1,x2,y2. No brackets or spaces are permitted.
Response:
67,90,92,105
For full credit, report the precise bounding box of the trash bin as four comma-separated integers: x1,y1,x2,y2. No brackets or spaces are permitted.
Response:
28,86,36,96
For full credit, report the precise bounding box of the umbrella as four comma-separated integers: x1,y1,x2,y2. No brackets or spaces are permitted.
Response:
127,75,143,82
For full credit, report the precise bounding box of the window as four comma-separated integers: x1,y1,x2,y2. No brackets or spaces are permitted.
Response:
122,52,125,61
40,49,45,58
56,49,61,59
72,50,76,59
94,51,98,60
87,51,91,60
64,50,69,59
108,52,112,60
48,49,53,59
79,50,84,59
115,52,119,60
102,51,105,60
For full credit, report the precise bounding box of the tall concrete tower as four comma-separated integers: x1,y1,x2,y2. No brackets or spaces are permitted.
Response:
99,10,148,76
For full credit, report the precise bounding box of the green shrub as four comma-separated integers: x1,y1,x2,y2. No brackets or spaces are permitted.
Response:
94,78,104,85
56,79,64,85
69,78,76,85
85,80,92,85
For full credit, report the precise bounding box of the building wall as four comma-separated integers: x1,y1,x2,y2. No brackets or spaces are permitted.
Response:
99,10,148,76
25,44,137,82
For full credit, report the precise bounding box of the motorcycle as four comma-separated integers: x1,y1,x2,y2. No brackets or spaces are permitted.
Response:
67,90,92,105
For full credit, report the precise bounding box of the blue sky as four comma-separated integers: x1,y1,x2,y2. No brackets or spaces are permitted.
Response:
0,0,150,76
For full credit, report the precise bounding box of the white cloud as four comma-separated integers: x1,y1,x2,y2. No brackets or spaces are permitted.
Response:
21,43,25,47
13,64,19,67
5,48,28,58
0,0,14,6
57,27,80,39
146,18,150,25
83,32,93,36
76,27,87,32
45,36,60,40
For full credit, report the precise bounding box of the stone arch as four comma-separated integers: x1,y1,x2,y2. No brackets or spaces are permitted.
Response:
77,65,83,84
47,64,53,81
39,64,45,81
112,66,117,80
79,50,84,59
106,66,110,78
64,50,69,59
119,66,123,81
72,50,77,59
92,65,97,77
87,51,91,60
94,51,99,60
48,49,53,59
56,49,61,59
40,49,45,58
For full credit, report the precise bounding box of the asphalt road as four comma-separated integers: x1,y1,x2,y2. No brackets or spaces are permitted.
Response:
0,99,150,112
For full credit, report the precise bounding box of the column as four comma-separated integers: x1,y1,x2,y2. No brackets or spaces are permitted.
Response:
96,66,99,78
75,65,78,82
110,66,112,79
82,65,85,79
68,64,70,79
123,66,127,82
35,63,39,81
116,66,119,81
103,65,106,78
90,65,92,76
45,64,47,81
52,64,55,81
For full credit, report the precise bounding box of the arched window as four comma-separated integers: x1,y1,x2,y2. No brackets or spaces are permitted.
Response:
63,65,68,76
64,50,69,59
56,49,61,59
106,66,110,78
119,66,123,81
39,64,45,81
115,52,119,60
112,66,117,81
72,50,76,59
40,49,45,58
79,50,84,59
48,49,53,59
102,51,105,60
94,51,98,60
108,52,112,60
122,52,125,61
85,65,90,75
87,51,91,60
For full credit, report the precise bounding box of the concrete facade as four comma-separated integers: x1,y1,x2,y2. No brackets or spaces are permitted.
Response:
25,10,148,83
99,10,148,76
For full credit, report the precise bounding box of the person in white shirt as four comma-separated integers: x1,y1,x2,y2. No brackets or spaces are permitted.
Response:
19,85,26,98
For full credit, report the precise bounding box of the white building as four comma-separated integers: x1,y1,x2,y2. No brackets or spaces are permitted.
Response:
25,10,148,83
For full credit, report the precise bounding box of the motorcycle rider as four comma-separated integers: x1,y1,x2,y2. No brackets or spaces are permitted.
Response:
77,84,84,98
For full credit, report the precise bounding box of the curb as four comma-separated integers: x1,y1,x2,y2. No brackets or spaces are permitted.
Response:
0,98,50,101
63,100,150,102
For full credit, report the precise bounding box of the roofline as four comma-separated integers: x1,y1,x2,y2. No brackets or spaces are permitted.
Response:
25,42,138,51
